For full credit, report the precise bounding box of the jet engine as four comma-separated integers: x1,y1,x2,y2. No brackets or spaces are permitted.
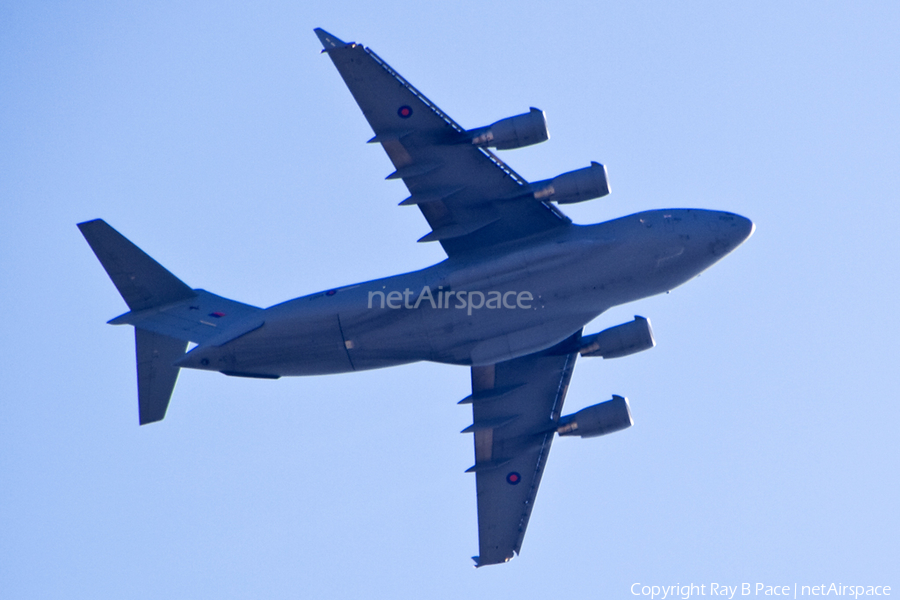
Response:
557,395,633,438
468,108,549,150
580,316,655,359
531,162,610,205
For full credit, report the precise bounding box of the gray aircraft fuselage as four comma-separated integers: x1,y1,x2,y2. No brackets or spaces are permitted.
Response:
176,208,753,377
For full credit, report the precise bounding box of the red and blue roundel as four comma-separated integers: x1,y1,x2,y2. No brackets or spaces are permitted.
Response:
506,472,521,485
397,105,413,118
325,289,337,296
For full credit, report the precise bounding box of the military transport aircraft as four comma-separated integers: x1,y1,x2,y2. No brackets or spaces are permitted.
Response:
78,28,754,567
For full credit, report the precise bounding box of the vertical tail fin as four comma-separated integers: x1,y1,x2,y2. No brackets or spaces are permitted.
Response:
78,219,197,425
135,329,188,424
77,219,196,311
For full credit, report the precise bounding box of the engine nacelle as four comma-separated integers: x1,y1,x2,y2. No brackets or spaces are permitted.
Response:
557,395,633,438
580,316,655,359
531,162,610,205
469,108,549,150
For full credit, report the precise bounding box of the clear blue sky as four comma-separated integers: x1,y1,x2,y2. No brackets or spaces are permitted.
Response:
2,2,898,598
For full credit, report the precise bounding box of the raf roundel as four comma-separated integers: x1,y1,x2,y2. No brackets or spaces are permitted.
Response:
506,472,521,485
397,105,412,118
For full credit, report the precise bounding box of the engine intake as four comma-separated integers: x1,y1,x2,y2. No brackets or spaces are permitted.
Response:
580,316,655,359
531,162,610,205
558,395,633,438
469,108,549,150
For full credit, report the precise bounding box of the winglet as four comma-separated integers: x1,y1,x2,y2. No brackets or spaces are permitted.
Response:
472,553,514,567
314,28,349,52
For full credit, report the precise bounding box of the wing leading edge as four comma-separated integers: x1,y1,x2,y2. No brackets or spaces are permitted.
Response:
314,28,571,258
461,331,581,566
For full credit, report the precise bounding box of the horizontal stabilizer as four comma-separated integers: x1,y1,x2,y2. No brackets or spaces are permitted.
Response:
108,289,262,345
78,219,196,311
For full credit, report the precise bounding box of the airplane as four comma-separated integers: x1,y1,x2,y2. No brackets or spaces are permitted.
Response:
78,28,754,567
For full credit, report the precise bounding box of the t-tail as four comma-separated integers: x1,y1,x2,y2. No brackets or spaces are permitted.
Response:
78,220,261,424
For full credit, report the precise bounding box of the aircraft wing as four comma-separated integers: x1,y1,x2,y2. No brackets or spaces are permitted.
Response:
315,29,571,258
462,332,581,566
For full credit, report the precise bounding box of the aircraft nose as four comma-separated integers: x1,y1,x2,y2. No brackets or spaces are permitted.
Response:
722,212,755,248
694,210,755,260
